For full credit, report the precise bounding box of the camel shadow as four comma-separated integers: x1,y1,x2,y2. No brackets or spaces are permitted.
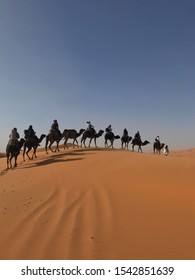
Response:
18,148,98,169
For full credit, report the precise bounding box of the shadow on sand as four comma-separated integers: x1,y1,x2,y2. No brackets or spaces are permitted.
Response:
17,148,99,170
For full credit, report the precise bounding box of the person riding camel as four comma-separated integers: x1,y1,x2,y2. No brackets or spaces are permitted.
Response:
155,136,160,143
24,125,35,139
9,128,20,146
105,124,112,133
123,128,128,136
86,121,95,132
51,120,61,138
25,125,39,143
134,131,141,141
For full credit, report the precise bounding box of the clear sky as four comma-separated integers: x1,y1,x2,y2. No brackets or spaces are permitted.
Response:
0,0,195,152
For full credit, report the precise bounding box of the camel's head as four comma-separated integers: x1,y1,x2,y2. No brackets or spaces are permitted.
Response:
143,140,150,145
99,130,104,136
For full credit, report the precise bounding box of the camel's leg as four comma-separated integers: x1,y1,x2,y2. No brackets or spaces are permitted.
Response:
94,138,97,148
74,139,78,148
55,141,60,152
32,147,37,159
7,156,9,169
49,141,54,152
84,139,87,148
45,138,49,154
54,143,57,152
23,146,26,161
81,137,87,148
14,155,18,167
64,138,68,149
108,140,113,148
54,143,58,152
26,147,32,160
80,138,83,147
49,145,53,152
72,139,76,148
88,138,92,148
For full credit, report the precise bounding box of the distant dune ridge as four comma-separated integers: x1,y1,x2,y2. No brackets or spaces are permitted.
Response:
0,147,195,260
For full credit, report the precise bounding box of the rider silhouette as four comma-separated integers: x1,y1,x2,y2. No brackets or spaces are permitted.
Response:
134,131,141,141
86,121,95,131
163,145,169,156
9,128,20,147
105,125,112,133
25,125,39,143
155,136,160,143
51,120,61,137
123,128,128,136
9,128,20,141
25,125,35,139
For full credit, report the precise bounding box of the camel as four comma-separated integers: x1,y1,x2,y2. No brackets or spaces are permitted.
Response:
23,134,46,161
6,138,25,169
45,130,63,154
132,138,150,153
104,132,120,148
121,135,132,149
63,128,85,149
80,129,104,148
153,141,165,155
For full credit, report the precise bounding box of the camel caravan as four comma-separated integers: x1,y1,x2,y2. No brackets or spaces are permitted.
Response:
5,120,169,169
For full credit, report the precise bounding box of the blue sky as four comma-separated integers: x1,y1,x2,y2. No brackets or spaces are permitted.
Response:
0,0,195,151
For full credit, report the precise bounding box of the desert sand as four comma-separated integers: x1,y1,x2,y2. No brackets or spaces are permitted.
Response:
0,146,195,260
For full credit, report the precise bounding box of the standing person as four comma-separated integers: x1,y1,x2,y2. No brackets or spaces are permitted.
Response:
163,145,169,156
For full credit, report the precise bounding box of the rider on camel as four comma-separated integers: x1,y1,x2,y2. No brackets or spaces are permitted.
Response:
134,131,141,141
155,135,160,143
105,124,112,133
25,125,35,139
86,121,95,131
25,125,39,143
51,120,61,138
9,128,20,146
123,128,128,136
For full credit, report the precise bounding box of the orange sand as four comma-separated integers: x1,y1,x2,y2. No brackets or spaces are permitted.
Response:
0,147,195,260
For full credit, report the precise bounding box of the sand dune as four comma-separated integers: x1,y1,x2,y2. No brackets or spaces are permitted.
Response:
0,147,195,260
